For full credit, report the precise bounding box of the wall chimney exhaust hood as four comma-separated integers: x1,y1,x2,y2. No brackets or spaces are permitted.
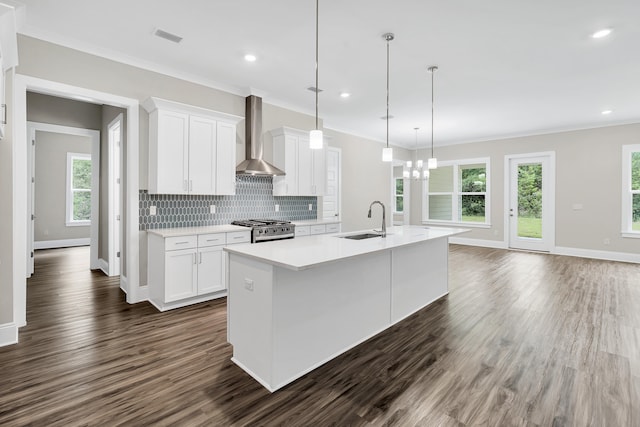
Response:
236,95,285,176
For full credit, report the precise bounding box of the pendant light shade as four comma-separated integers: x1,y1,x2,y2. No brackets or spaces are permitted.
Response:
382,147,393,162
309,0,323,149
427,65,438,169
310,129,323,149
382,33,394,162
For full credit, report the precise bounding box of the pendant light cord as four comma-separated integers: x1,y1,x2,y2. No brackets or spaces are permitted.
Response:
315,0,319,131
431,68,434,159
386,37,390,149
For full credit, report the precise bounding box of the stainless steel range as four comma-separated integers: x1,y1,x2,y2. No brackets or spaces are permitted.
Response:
231,219,295,243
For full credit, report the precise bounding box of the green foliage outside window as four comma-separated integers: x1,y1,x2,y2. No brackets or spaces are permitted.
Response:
72,158,92,221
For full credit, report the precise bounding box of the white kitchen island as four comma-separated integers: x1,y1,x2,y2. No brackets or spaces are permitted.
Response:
224,225,467,392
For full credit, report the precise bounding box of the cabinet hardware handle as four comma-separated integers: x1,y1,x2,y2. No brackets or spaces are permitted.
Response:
175,241,189,245
233,236,244,239
199,253,202,264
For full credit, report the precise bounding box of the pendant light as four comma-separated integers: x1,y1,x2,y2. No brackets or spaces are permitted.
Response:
427,65,438,169
381,33,394,162
309,0,323,149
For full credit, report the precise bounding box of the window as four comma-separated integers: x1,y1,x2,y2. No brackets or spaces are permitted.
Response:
422,158,490,226
622,144,640,237
66,152,92,226
395,178,404,213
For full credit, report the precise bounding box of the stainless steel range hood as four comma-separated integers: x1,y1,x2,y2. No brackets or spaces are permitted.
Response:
236,95,285,176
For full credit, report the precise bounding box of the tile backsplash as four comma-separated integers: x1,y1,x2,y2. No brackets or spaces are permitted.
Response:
139,175,317,230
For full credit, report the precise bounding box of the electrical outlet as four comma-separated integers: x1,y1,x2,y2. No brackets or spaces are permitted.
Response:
244,278,254,291
150,206,157,215
603,238,610,245
210,205,216,214
308,204,313,211
275,204,280,212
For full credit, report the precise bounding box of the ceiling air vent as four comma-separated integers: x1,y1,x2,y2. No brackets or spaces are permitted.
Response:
153,28,183,44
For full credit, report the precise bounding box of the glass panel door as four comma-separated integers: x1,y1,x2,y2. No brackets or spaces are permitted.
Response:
508,154,554,251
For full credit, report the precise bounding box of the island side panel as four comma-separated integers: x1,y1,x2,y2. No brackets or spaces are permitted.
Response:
391,237,449,323
228,253,275,388
271,251,391,390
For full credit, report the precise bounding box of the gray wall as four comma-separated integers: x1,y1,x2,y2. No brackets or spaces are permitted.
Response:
0,71,14,323
414,123,640,254
27,92,103,245
34,131,92,242
27,92,102,129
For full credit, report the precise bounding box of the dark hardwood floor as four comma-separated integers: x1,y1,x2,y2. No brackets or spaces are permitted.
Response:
1,245,639,426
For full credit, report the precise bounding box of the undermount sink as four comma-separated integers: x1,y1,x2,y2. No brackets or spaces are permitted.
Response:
340,233,382,240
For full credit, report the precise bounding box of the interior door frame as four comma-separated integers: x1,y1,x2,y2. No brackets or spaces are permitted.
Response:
323,146,342,221
13,74,140,330
27,122,101,274
504,151,556,252
107,113,123,276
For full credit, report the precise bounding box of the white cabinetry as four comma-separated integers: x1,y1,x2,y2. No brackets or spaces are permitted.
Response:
148,229,250,311
143,97,242,195
271,127,327,196
294,222,341,236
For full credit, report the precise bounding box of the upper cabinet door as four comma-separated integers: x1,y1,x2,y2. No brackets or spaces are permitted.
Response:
155,110,189,194
297,136,313,195
216,121,236,195
189,115,217,195
273,134,299,196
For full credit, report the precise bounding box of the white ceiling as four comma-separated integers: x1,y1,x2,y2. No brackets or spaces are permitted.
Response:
14,0,640,148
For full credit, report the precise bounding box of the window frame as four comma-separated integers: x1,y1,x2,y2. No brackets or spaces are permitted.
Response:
66,152,92,227
422,157,491,228
621,144,640,238
394,177,404,213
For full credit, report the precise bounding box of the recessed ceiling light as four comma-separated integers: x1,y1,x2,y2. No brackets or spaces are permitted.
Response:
601,109,613,115
339,92,351,98
244,54,257,62
592,28,612,39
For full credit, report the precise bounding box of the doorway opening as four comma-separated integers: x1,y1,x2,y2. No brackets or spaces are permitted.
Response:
107,114,123,276
505,152,556,252
27,122,100,277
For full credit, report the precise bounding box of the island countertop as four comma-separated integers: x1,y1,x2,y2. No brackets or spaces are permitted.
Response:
223,225,468,271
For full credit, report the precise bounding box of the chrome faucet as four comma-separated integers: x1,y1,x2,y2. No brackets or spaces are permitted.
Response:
367,201,387,237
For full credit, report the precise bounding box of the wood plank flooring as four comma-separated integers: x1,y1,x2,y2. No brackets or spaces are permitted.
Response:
1,245,639,426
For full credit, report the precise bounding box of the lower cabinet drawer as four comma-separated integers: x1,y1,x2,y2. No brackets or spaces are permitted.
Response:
227,231,251,244
310,224,326,235
295,226,310,236
326,223,340,233
198,233,226,247
165,235,197,250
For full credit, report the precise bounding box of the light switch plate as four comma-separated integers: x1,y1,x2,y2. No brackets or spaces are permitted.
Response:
275,204,280,212
150,205,157,215
210,205,216,214
308,204,313,211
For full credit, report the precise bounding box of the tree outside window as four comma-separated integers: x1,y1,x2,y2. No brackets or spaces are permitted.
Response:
423,158,490,225
67,153,92,226
395,178,404,213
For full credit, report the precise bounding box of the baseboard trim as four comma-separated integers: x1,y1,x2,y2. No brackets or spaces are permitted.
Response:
98,258,109,276
553,246,640,264
450,237,639,264
34,238,90,250
0,323,18,347
449,237,508,249
122,275,149,304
